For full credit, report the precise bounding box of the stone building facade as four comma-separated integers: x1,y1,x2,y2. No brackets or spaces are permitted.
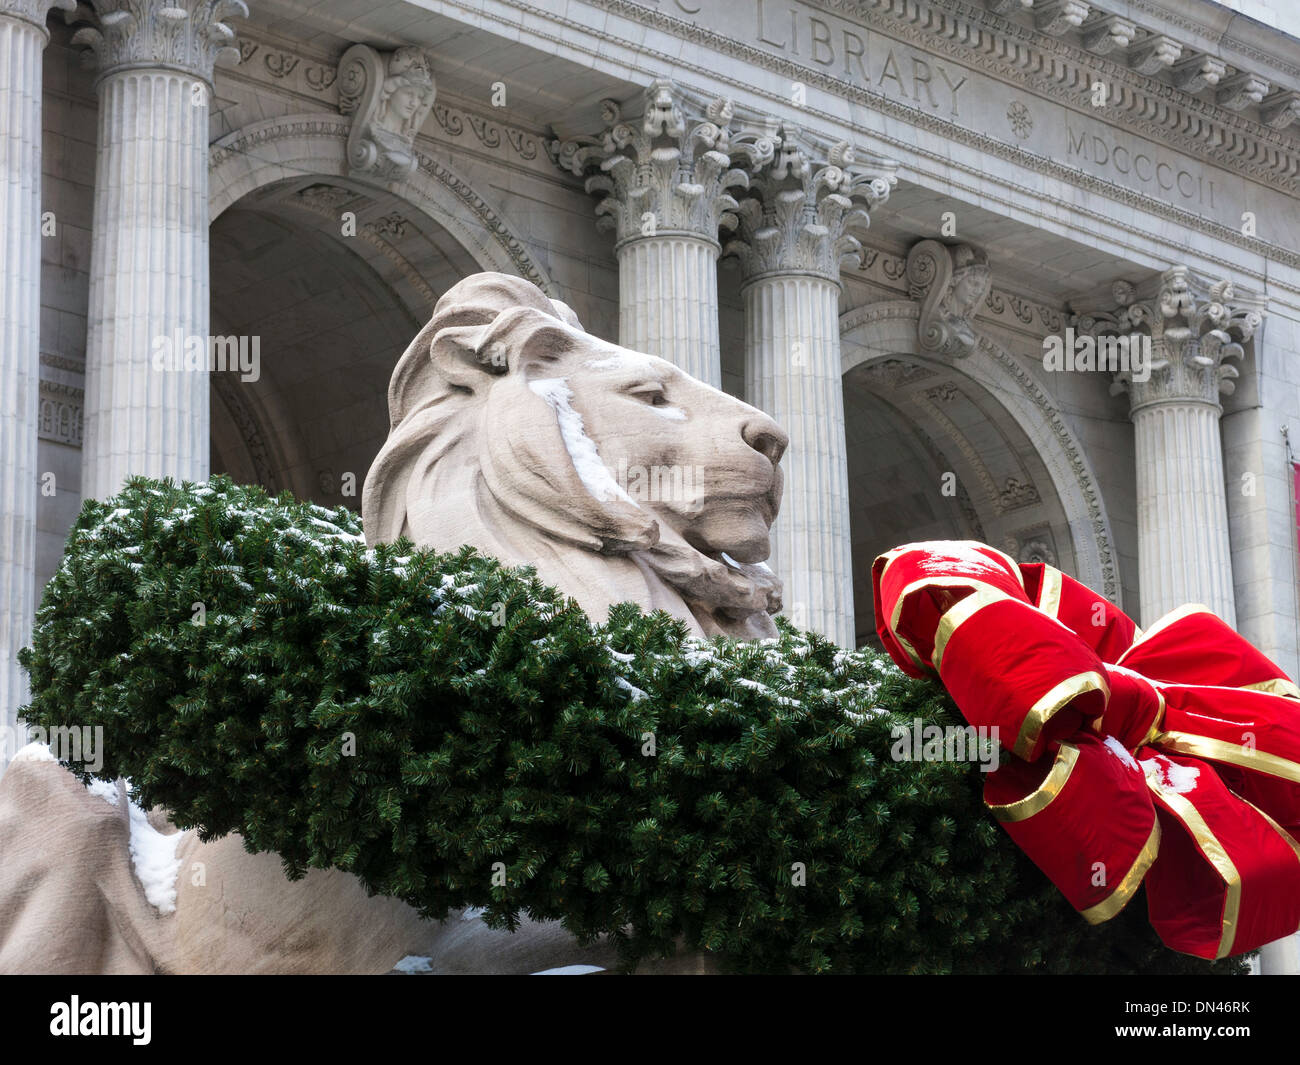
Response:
1,0,1298,967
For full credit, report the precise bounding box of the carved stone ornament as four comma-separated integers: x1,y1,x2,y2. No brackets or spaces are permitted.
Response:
549,80,766,247
0,0,75,32
905,239,992,359
1072,266,1265,407
363,271,788,642
71,0,246,82
722,128,896,281
337,43,437,181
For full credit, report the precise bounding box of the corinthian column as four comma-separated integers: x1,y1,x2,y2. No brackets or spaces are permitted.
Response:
1080,269,1263,627
551,82,770,388
0,0,74,764
724,133,895,646
76,0,246,501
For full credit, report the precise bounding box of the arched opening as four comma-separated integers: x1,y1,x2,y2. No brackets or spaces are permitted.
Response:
842,301,1120,647
208,174,481,507
205,114,554,509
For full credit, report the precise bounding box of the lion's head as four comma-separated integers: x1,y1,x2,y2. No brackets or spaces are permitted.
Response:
362,272,787,639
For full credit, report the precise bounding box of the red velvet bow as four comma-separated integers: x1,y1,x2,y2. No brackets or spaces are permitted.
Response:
872,540,1300,959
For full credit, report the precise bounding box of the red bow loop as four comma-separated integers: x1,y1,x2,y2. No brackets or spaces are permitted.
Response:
872,541,1300,959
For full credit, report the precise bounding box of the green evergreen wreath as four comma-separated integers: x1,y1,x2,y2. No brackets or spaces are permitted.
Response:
19,476,1244,974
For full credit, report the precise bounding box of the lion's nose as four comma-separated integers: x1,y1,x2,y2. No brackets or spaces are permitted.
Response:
741,415,788,466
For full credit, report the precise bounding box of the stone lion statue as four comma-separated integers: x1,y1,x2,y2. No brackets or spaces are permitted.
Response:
0,272,787,974
363,271,786,640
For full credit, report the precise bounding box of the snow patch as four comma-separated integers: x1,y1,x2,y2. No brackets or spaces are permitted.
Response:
531,964,606,975
85,778,120,807
394,955,434,973
528,378,636,506
649,405,686,421
127,801,184,914
1103,736,1140,772
1142,756,1200,795
614,676,648,702
11,742,56,764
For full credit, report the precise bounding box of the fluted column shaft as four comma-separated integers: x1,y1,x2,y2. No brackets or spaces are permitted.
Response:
617,233,721,388
81,67,210,500
743,272,854,647
1133,396,1236,626
1,3,68,766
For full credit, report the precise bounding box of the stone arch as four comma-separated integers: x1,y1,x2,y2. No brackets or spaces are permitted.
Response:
205,113,558,506
840,299,1121,609
208,112,555,295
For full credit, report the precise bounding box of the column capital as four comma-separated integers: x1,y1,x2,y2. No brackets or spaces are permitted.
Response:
72,0,246,85
550,79,764,248
1073,266,1265,409
0,0,74,35
722,126,896,284
905,239,992,359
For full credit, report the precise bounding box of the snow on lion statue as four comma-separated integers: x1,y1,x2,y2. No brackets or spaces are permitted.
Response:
0,272,788,975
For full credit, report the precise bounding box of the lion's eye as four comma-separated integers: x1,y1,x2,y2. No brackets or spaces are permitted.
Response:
629,385,668,406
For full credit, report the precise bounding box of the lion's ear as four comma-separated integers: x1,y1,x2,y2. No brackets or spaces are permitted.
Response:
430,307,574,389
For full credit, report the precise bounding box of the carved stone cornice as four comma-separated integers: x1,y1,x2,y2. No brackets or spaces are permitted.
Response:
1127,33,1182,76
1169,53,1226,94
1261,91,1300,131
1216,71,1271,112
905,239,992,358
1072,267,1265,409
0,0,74,34
72,0,246,84
549,81,761,248
566,0,1300,196
1034,1,1089,38
722,128,895,283
337,44,437,182
1081,14,1135,57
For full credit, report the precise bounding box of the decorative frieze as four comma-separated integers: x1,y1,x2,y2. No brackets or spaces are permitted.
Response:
338,44,438,181
851,245,1064,337
38,383,84,446
904,240,991,359
583,0,1300,200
